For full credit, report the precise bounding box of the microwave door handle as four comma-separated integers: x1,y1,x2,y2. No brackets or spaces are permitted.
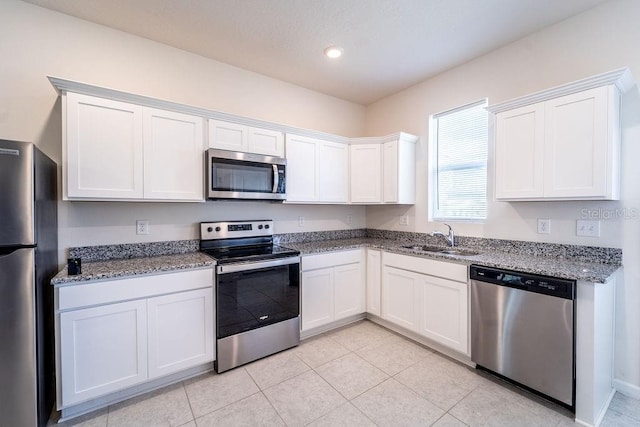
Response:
272,164,279,193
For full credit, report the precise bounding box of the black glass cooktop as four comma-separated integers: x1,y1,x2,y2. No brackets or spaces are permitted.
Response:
201,244,299,264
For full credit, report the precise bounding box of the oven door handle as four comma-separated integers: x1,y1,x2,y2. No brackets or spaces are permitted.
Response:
217,256,300,274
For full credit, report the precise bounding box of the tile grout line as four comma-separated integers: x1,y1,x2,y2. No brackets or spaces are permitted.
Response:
180,380,197,426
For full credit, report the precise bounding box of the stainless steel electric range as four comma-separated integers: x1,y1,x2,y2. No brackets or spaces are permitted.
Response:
200,220,300,373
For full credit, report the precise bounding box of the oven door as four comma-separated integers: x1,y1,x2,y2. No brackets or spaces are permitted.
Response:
216,256,299,339
207,149,286,200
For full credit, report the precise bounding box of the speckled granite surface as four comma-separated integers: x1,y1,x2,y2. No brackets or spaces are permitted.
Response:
52,252,215,286
69,240,200,262
282,232,621,283
54,229,621,286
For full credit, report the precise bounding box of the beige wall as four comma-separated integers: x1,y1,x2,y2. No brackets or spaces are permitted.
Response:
365,0,640,396
0,0,367,259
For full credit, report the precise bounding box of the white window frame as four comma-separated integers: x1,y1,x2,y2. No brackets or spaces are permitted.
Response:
429,99,488,223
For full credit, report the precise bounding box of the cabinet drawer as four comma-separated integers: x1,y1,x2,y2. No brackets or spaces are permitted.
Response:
383,252,467,283
57,268,214,311
302,249,362,271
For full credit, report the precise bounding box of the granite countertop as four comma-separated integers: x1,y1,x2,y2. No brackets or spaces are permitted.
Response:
52,233,621,286
282,238,621,283
51,252,216,286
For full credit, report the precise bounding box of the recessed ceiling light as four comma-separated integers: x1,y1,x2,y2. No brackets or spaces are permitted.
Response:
324,46,343,59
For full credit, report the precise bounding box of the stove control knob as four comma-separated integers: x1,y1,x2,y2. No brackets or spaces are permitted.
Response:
258,225,263,229
215,226,221,232
207,227,213,233
265,224,270,229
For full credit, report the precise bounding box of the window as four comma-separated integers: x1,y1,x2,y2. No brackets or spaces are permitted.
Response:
430,99,488,221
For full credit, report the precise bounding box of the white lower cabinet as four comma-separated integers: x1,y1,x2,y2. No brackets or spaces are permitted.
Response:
416,274,468,354
56,268,214,408
301,268,335,330
334,263,364,320
301,249,364,331
366,249,381,316
59,300,148,406
382,266,420,331
382,252,469,355
147,288,214,379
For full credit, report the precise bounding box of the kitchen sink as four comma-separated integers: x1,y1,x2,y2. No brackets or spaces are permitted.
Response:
439,249,480,256
401,245,446,252
400,245,480,257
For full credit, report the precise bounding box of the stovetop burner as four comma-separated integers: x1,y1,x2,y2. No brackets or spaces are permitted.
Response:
199,220,299,264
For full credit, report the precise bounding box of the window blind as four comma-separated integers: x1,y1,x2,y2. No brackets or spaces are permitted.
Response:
432,100,488,221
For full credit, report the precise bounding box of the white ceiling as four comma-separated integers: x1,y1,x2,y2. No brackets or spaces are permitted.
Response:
22,0,607,105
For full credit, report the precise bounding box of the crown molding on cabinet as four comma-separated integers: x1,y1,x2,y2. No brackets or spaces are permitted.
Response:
487,67,635,114
48,76,415,145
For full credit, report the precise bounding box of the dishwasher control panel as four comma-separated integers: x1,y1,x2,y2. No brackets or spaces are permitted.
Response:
470,265,575,300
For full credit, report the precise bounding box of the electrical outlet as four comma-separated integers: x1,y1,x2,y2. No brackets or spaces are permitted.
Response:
298,216,304,227
577,220,600,237
347,214,353,225
399,215,409,226
136,220,149,235
537,219,550,234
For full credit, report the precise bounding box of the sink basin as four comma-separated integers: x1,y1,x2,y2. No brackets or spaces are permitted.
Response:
439,249,481,257
401,245,447,252
400,245,480,257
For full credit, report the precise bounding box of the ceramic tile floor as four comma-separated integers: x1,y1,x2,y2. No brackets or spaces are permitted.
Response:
52,320,640,427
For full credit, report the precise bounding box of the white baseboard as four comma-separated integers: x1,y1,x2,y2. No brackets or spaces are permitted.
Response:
614,378,640,400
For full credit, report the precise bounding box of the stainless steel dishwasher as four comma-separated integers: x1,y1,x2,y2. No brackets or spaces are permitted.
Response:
470,265,576,409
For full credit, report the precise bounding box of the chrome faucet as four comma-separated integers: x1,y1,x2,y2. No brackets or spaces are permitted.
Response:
431,223,455,247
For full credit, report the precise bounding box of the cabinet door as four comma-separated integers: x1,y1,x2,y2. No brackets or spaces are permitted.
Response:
147,289,214,378
366,249,381,316
65,92,143,199
494,103,545,199
382,141,399,203
301,268,334,331
59,300,148,406
286,134,318,202
248,127,284,157
334,263,364,320
318,141,348,203
381,266,418,331
143,108,204,201
209,120,248,151
350,144,381,203
544,86,611,199
417,275,468,354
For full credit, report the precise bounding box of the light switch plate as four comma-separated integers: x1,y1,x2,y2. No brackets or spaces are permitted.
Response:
577,220,600,237
537,219,550,234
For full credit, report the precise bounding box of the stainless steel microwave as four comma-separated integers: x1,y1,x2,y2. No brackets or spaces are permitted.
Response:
206,149,286,201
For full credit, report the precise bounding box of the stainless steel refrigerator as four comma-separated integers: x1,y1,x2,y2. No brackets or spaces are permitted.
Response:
0,140,57,427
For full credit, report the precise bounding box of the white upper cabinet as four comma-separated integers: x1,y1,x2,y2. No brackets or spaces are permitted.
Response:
285,134,319,202
285,134,348,203
64,92,204,201
144,108,204,201
495,103,545,199
208,120,247,152
318,141,348,202
543,87,612,199
491,68,633,201
383,138,416,204
350,144,382,203
65,92,144,199
350,134,417,204
209,119,284,157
